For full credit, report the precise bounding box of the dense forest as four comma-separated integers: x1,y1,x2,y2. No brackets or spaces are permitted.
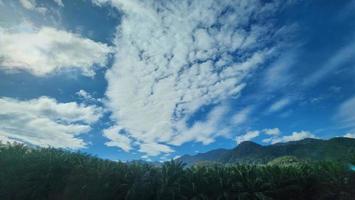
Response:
1,143,355,200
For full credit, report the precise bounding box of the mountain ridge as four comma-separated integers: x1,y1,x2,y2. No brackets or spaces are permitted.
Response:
178,137,355,165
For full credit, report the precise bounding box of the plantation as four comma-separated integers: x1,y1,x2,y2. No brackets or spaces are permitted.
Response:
0,144,354,200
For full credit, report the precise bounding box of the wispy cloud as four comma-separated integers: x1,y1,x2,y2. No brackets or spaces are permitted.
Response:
336,95,355,129
231,106,253,126
303,39,355,87
269,97,292,113
0,97,102,148
263,52,297,92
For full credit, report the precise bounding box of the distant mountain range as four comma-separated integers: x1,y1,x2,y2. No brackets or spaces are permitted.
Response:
178,137,355,165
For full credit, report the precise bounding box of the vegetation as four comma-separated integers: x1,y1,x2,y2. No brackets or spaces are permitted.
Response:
179,137,355,165
1,144,355,200
267,156,302,166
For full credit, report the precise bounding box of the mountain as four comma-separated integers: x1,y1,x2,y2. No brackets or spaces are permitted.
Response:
176,148,230,164
178,137,355,165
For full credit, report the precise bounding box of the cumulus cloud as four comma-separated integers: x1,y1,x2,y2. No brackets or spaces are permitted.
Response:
269,97,291,113
77,90,94,100
139,143,174,157
0,97,102,149
103,126,132,152
344,133,355,139
263,128,281,136
99,0,289,155
0,26,112,76
236,130,260,144
263,131,315,144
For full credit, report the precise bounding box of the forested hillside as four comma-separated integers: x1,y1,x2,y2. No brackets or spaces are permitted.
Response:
179,137,355,165
1,143,355,200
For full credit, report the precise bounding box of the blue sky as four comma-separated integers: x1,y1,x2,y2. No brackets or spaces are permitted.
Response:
0,0,355,162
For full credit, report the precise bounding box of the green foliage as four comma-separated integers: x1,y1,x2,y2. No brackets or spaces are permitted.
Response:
0,144,354,200
267,156,302,167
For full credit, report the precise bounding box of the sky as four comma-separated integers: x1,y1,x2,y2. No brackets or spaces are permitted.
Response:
0,0,355,162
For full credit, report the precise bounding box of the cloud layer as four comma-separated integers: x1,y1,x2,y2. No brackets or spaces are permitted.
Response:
0,97,102,148
0,26,112,76
101,0,287,155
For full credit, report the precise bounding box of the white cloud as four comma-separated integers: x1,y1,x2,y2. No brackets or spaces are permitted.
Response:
0,26,112,76
0,97,102,149
262,138,273,143
100,0,288,155
170,105,229,146
263,128,281,136
103,126,132,152
263,131,315,144
77,90,94,100
19,0,47,14
139,143,174,157
269,98,291,113
76,89,101,103
344,133,355,139
236,130,260,144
